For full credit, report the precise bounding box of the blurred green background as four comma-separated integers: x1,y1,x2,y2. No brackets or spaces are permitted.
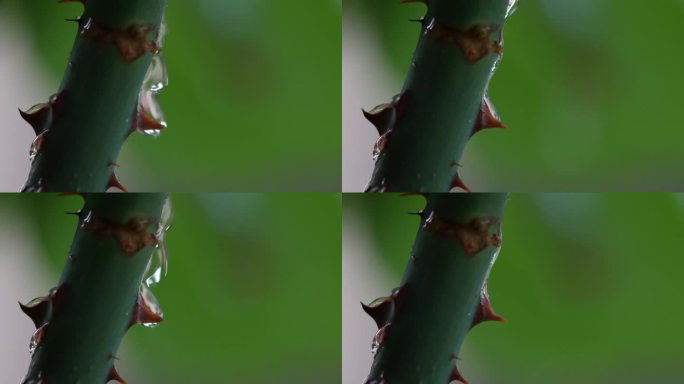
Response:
0,193,341,383
343,193,684,383
0,0,340,191
342,0,684,191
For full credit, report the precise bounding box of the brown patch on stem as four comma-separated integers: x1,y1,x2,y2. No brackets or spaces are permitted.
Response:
83,215,157,256
81,18,159,63
424,18,502,63
423,211,501,255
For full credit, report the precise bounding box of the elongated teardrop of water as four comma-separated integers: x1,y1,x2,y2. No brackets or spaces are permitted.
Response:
144,197,172,287
506,0,519,18
139,285,163,328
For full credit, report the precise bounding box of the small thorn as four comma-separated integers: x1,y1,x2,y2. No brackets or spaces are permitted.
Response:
107,353,120,360
361,298,393,329
472,95,505,136
450,161,462,167
107,365,127,384
362,105,393,136
407,209,425,218
449,172,471,192
449,365,469,384
18,298,50,329
471,284,506,328
107,173,128,192
18,105,50,136
107,160,120,168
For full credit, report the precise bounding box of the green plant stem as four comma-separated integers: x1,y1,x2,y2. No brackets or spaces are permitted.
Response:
22,193,166,383
366,0,511,192
365,193,507,383
23,0,166,192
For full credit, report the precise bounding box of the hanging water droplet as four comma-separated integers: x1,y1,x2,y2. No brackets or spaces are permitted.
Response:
144,197,172,287
29,325,47,355
80,17,93,34
505,0,519,18
139,285,163,328
371,324,390,356
372,133,389,162
81,210,93,227
29,132,47,162
133,14,169,138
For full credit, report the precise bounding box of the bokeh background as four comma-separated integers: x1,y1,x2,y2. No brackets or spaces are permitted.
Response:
0,193,341,383
344,193,684,383
343,0,684,191
0,0,341,191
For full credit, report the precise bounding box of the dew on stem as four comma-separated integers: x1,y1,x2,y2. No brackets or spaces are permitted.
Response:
144,196,172,287
133,16,168,138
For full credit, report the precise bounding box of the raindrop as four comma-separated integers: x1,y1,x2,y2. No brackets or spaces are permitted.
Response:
29,325,47,355
505,0,519,18
139,285,163,328
29,132,47,162
134,14,168,137
372,133,389,162
371,324,390,356
144,197,172,287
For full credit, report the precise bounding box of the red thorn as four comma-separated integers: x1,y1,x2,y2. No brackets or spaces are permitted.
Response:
132,107,166,134
130,292,164,328
18,297,50,329
449,365,469,384
107,173,128,192
449,172,471,192
471,284,506,329
107,365,127,384
407,209,425,218
472,95,505,136
361,298,393,329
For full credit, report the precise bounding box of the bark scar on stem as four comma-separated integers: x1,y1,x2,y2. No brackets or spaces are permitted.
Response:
422,211,501,255
81,18,160,63
423,18,503,63
83,215,157,255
